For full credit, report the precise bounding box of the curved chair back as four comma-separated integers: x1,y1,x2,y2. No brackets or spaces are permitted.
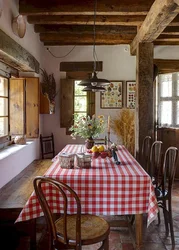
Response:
149,141,163,186
157,146,178,246
161,146,178,196
33,176,81,246
141,136,152,172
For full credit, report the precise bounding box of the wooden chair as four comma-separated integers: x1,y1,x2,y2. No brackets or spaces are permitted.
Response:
33,176,110,250
40,133,55,159
141,136,152,172
156,147,178,246
148,141,163,185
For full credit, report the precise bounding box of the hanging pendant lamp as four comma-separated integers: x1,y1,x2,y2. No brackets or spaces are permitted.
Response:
79,0,110,91
83,85,106,92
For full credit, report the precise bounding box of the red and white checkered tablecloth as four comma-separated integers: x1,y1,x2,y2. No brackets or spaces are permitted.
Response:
16,144,158,226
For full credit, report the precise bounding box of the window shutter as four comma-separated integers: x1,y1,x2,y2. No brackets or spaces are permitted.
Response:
26,78,39,138
60,79,74,128
9,78,25,135
87,91,95,117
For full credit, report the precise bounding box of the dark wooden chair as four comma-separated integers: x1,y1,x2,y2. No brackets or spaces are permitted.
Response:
148,141,163,185
33,176,110,250
141,136,152,172
40,133,55,159
156,146,178,246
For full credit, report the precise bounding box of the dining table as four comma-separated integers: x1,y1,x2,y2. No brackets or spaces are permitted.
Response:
16,144,158,250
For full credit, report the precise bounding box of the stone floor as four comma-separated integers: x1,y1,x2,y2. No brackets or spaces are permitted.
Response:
16,180,179,250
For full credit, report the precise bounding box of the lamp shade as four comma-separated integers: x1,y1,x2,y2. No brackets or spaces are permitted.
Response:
82,85,106,92
79,72,110,87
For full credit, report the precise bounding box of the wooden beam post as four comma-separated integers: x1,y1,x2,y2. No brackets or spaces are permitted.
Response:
135,43,154,160
0,29,39,73
130,0,179,55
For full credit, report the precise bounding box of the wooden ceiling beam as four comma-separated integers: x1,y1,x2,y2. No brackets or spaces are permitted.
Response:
43,40,132,46
19,0,154,16
40,33,134,44
34,25,137,34
130,0,179,55
154,59,179,73
40,33,133,45
28,15,145,26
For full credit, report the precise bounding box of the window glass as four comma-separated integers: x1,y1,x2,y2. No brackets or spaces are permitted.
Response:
0,77,8,138
0,117,8,136
160,75,172,97
176,101,179,125
74,81,87,120
160,101,172,125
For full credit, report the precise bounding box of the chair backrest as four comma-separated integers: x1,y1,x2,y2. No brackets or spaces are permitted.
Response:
40,133,55,159
161,147,178,195
149,141,163,185
141,136,152,171
33,176,81,246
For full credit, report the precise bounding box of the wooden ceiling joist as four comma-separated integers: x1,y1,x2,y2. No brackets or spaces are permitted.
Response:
40,33,134,45
29,15,145,26
130,0,179,55
19,0,154,16
19,0,179,48
34,25,137,35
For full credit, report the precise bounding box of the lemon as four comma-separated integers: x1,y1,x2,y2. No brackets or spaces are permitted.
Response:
98,145,105,152
91,145,99,153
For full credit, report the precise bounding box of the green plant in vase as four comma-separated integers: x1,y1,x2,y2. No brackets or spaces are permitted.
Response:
69,115,106,149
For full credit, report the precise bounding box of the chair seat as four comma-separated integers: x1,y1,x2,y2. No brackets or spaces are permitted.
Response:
56,214,110,244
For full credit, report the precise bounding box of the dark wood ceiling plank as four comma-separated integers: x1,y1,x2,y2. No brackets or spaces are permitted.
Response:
34,25,137,34
19,0,154,16
130,0,179,55
40,33,134,44
43,40,132,46
162,26,179,34
28,15,145,26
154,59,179,73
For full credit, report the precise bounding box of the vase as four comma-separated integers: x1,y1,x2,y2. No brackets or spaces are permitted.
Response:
85,137,94,149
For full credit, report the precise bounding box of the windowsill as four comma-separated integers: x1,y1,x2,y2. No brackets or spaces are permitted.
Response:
0,141,34,161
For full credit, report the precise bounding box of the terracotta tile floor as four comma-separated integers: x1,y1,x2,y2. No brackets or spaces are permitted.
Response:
17,180,179,250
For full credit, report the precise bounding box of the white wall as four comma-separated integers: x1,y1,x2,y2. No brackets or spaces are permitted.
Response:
42,45,136,152
0,0,51,187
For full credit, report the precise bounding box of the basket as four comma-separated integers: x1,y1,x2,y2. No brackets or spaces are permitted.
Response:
59,153,75,169
76,153,92,169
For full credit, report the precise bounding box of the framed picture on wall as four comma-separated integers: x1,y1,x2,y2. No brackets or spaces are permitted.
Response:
126,81,136,109
100,81,123,109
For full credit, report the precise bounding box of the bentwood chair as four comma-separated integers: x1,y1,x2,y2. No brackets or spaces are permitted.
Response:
141,136,152,172
156,147,178,246
148,141,163,186
40,133,55,159
33,176,110,250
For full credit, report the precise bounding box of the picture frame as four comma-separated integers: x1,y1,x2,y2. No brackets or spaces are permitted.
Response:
100,81,123,109
126,81,136,109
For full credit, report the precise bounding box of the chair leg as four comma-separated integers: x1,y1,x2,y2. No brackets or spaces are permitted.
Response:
169,201,175,246
163,201,169,236
157,209,161,225
98,237,109,250
103,237,109,250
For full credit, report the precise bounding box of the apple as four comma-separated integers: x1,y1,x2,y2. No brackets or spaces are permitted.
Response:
100,151,108,158
92,152,100,159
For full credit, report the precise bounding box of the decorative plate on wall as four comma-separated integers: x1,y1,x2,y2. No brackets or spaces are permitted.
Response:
12,15,26,38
